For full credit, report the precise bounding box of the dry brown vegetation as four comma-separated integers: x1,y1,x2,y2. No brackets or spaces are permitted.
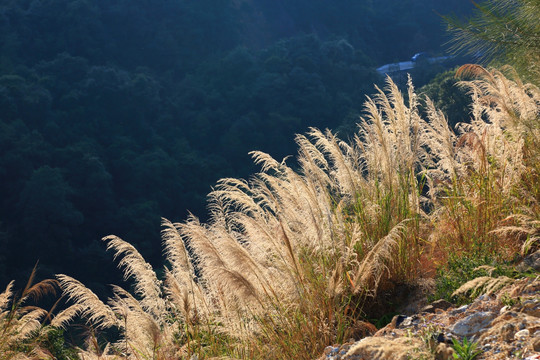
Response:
2,65,538,360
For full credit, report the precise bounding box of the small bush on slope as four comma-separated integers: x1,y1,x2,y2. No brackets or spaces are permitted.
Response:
56,67,539,359
429,252,518,305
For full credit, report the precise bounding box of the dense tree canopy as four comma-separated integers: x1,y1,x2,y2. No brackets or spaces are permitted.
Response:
0,0,474,288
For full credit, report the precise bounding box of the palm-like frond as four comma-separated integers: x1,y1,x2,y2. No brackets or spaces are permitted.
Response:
445,0,540,82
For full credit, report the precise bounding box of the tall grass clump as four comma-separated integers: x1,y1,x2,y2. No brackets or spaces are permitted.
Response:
426,65,540,262
56,67,539,359
0,267,64,360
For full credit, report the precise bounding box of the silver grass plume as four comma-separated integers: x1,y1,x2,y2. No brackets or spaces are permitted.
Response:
108,285,173,359
452,276,514,298
102,235,166,323
0,281,14,313
352,221,406,296
51,304,85,329
56,274,118,329
161,218,210,322
12,308,48,341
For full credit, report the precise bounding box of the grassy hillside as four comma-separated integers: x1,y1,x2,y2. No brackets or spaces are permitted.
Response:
2,64,537,359
2,1,538,359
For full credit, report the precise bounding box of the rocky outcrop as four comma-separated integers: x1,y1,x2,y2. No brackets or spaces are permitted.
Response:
318,277,540,360
517,252,540,273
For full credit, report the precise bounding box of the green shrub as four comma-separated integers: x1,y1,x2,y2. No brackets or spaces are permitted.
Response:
430,252,515,304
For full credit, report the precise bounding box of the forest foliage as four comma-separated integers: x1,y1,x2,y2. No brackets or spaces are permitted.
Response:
0,0,474,286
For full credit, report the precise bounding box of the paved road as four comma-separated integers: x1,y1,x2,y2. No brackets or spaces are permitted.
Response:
376,61,415,74
376,56,452,75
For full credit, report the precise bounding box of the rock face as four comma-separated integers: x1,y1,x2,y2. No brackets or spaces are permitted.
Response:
344,337,431,360
450,311,495,337
517,250,540,272
317,277,540,360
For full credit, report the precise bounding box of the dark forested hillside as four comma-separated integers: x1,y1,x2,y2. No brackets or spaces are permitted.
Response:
0,0,474,287
237,0,474,61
